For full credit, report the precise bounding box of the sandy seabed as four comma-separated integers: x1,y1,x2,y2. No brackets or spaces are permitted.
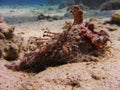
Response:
0,7,120,90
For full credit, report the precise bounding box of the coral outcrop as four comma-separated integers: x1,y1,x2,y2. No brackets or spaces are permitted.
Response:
59,0,109,9
0,17,18,60
0,17,40,61
82,0,109,9
111,10,120,24
100,0,120,11
0,17,14,39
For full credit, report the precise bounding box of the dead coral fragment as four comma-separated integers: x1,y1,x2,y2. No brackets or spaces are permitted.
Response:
5,6,110,72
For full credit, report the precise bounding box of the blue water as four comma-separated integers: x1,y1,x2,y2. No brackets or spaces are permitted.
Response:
0,0,63,6
0,0,115,19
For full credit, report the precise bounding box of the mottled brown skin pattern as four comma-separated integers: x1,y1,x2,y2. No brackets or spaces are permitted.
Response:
71,5,83,25
5,6,110,72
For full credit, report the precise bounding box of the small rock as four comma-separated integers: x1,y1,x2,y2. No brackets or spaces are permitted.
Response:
37,13,46,20
91,74,101,80
38,13,62,21
3,44,19,61
107,26,117,31
48,8,54,11
89,18,97,22
99,2,112,11
37,13,52,21
9,10,15,12
52,16,62,20
111,10,120,24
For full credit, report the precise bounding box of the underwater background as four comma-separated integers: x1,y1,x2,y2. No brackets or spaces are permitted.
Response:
0,0,63,6
0,0,119,11
0,0,120,19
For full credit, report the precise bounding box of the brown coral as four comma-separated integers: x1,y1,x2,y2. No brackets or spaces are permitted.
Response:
5,5,110,72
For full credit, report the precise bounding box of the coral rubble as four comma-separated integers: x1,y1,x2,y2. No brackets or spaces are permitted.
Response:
0,17,18,60
5,6,110,72
0,17,39,61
